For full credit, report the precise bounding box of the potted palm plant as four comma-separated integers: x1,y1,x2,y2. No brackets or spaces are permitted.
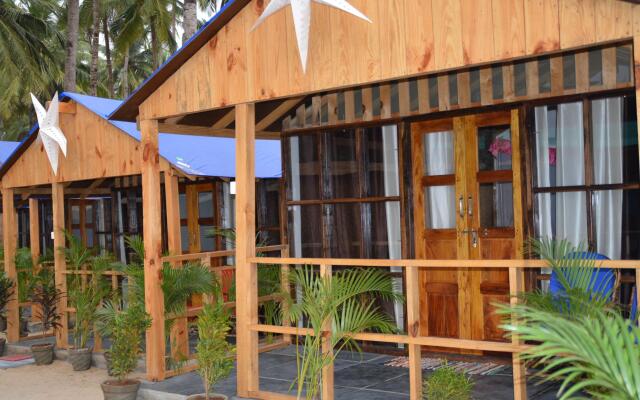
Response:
67,253,113,371
188,301,234,400
29,269,62,365
97,301,151,400
0,271,14,355
16,247,36,336
282,266,402,400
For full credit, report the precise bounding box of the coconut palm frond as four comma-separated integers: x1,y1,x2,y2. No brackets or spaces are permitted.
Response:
498,303,640,400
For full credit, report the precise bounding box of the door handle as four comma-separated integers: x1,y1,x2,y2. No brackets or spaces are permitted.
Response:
467,196,473,217
458,196,465,218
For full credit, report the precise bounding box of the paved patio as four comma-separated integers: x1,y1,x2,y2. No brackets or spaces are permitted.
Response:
144,345,561,400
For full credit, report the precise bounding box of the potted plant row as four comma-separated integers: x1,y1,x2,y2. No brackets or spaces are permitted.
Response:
29,268,62,365
0,271,14,356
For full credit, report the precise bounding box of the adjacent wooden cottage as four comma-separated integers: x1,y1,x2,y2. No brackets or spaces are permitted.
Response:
76,0,640,398
0,92,283,357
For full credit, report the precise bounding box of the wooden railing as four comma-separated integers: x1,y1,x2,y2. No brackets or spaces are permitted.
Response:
160,244,291,378
240,257,640,400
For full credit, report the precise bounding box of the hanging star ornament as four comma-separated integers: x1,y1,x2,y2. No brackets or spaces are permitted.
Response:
252,0,371,72
30,92,67,175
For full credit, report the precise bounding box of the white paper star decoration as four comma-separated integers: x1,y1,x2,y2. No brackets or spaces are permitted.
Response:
252,0,371,72
30,92,67,175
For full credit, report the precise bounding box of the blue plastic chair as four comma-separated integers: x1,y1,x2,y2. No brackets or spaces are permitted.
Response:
549,252,616,303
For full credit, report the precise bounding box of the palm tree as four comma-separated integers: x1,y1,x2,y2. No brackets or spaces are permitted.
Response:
283,266,402,400
89,0,100,95
182,0,197,42
64,0,79,91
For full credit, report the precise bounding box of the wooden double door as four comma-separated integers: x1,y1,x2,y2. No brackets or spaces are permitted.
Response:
412,110,524,343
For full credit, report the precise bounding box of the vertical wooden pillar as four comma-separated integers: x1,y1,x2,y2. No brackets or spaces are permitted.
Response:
140,119,165,381
29,198,40,265
320,264,334,400
2,187,19,343
509,266,527,400
165,172,188,359
52,182,68,348
235,103,259,397
405,265,422,400
28,198,42,324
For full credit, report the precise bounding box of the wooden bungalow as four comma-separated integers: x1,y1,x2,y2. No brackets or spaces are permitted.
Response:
0,92,284,355
25,0,640,398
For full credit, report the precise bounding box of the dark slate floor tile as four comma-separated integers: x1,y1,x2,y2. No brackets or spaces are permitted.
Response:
335,387,409,400
334,363,408,389
365,371,410,394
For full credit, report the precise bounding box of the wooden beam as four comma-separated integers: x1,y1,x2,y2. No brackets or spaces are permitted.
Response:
28,198,40,265
212,109,236,129
140,119,166,381
157,123,280,140
2,186,19,343
52,182,68,349
256,97,304,132
79,179,106,200
13,187,111,196
165,172,189,359
235,103,259,397
406,265,422,400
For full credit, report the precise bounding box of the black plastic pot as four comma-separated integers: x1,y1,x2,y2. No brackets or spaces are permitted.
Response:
101,379,140,400
68,347,93,371
31,343,55,365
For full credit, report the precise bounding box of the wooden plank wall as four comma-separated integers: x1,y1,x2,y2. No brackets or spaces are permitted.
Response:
140,0,636,121
283,42,633,130
2,101,173,189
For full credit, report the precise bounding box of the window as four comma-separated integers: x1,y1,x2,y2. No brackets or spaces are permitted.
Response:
531,94,640,259
286,125,402,259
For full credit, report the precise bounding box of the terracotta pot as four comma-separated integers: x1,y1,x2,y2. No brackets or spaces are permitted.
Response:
68,347,93,371
186,394,228,400
31,343,54,365
100,379,140,400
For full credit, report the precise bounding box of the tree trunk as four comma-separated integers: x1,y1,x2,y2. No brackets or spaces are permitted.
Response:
182,0,197,43
89,0,100,96
63,0,80,92
122,47,130,98
103,14,114,98
150,17,159,69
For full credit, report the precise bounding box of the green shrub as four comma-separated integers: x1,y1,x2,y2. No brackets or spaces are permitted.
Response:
423,364,474,400
195,302,235,400
97,302,151,382
0,271,14,318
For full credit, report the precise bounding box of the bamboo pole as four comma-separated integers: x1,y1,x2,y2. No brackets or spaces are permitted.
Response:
140,119,166,381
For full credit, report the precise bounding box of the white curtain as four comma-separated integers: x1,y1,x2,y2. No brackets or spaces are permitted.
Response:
382,125,404,332
592,97,623,259
535,102,588,246
424,131,455,229
289,136,303,258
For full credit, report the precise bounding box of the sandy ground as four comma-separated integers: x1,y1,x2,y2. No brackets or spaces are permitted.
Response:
0,361,113,399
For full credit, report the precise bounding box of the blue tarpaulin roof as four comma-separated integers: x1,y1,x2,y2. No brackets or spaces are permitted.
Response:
0,141,20,165
61,92,281,179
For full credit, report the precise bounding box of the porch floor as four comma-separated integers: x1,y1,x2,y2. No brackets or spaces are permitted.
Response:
143,345,561,400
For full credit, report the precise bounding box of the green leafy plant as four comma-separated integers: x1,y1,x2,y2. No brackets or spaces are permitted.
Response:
62,231,95,293
422,364,474,400
29,268,62,334
0,271,15,323
521,238,616,318
194,301,235,400
282,266,402,400
97,301,151,382
499,304,640,399
68,253,115,349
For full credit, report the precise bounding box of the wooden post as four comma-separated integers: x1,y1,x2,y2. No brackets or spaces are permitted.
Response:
52,182,68,349
509,266,527,400
235,103,259,397
2,186,19,343
29,198,42,324
165,172,188,360
140,119,166,381
320,264,334,400
405,265,422,400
